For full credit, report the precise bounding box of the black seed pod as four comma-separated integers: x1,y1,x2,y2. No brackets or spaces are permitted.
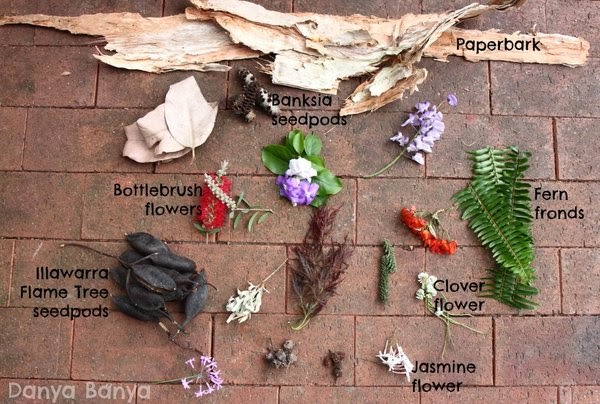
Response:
126,232,170,255
181,270,209,328
131,264,177,292
110,266,128,290
112,295,163,322
149,252,197,274
126,269,167,311
119,249,145,265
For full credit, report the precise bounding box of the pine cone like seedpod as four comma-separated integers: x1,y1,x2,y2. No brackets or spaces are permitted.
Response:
256,88,280,117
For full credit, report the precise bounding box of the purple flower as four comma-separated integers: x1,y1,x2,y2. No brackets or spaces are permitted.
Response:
277,175,319,206
391,98,448,164
447,93,458,107
181,378,191,390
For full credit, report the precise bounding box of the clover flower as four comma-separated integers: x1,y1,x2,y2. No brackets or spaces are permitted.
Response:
376,340,414,382
286,157,318,181
415,272,483,358
276,175,319,206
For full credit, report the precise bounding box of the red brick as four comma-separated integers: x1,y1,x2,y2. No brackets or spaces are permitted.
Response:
421,386,558,404
0,0,37,45
10,240,124,308
0,46,97,107
426,247,560,315
175,243,287,315
0,379,138,403
24,108,153,173
356,178,479,246
556,118,600,180
422,0,547,32
427,115,554,180
287,246,425,316
560,386,600,404
81,173,203,241
0,240,14,306
0,107,26,170
144,385,277,404
33,0,162,45
281,386,417,403
219,176,356,245
380,57,490,115
561,248,600,315
155,109,287,175
547,0,599,57
0,172,84,239
531,181,599,247
212,313,354,385
495,316,600,385
72,312,211,381
491,60,600,118
96,68,227,109
0,307,72,378
355,316,493,386
294,0,419,17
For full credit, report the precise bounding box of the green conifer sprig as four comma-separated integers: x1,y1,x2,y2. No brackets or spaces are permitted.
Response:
379,239,397,304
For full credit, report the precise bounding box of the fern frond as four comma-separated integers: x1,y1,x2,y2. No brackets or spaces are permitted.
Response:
481,267,538,310
453,146,537,309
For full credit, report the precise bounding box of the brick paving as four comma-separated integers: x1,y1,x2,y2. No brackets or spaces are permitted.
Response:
0,1,598,403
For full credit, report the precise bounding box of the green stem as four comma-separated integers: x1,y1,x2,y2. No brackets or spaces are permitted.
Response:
366,131,421,178
153,373,203,385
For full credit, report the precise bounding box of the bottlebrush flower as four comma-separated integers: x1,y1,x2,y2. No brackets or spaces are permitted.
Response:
196,171,232,233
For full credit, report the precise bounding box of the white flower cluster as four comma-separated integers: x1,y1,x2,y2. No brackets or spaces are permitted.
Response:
285,157,317,181
416,272,438,300
376,340,414,382
225,282,268,323
204,173,237,211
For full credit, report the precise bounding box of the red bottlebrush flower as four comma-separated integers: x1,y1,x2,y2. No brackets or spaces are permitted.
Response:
197,174,232,232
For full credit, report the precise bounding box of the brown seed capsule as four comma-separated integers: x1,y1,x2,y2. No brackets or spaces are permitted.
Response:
126,232,170,255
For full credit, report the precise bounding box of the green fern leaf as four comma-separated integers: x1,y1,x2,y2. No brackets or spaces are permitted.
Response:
453,146,537,309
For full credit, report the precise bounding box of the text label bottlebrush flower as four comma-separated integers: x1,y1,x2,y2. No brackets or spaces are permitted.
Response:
262,129,342,207
368,94,457,176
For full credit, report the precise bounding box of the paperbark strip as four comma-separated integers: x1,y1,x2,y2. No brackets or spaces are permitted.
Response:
0,0,589,116
0,13,258,73
426,28,590,67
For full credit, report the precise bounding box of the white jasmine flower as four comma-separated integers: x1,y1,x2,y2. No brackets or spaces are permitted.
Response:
286,157,318,181
426,284,438,297
376,340,414,382
415,289,425,300
418,272,429,285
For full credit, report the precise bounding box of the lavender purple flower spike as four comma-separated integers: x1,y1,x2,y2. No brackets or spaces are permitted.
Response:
179,355,224,398
367,94,457,176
